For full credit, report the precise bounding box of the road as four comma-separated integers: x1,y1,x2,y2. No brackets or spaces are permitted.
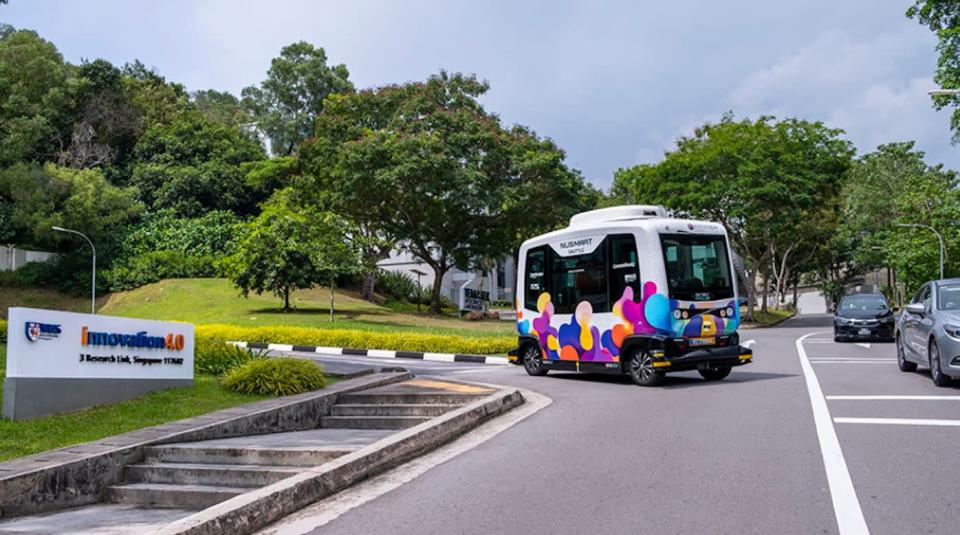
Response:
274,315,960,534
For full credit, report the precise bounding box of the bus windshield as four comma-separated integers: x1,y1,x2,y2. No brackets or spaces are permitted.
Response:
660,234,734,301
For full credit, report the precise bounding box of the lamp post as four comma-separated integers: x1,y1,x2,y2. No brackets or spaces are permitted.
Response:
929,89,960,97
897,223,945,280
411,269,426,313
52,226,96,314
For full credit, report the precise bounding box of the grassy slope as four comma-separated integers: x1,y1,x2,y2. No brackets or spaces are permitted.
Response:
744,308,795,327
98,278,514,337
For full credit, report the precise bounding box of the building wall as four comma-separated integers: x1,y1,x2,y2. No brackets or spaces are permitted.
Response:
0,247,55,272
377,249,516,307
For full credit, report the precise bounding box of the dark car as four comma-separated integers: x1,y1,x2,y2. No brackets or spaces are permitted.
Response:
834,293,895,342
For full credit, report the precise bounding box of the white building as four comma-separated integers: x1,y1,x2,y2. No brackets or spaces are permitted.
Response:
377,249,516,310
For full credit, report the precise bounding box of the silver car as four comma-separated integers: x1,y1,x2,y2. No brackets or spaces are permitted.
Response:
895,279,960,387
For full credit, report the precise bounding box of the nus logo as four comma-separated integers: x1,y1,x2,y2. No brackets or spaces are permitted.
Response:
24,322,62,342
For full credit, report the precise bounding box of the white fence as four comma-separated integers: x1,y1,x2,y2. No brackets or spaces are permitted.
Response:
0,246,54,272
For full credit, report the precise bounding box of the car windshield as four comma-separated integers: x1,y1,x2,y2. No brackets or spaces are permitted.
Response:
839,295,887,312
939,284,960,310
660,234,733,301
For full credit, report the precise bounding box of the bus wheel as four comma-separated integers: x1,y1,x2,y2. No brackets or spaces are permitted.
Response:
522,344,548,376
627,349,664,386
699,366,731,381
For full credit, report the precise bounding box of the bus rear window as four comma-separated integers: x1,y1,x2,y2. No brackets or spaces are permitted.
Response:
660,234,733,301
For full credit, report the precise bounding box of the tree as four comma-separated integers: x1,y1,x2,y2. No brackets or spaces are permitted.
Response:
242,41,353,156
909,1,960,140
0,29,72,166
193,89,251,128
130,112,265,216
221,190,357,312
614,114,854,320
302,72,595,312
0,163,143,251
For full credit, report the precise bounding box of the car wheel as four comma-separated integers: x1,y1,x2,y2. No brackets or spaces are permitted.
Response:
929,340,952,387
522,343,548,377
897,335,917,372
627,349,664,386
699,366,732,381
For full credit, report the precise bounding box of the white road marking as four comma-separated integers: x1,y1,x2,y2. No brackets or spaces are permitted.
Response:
834,417,960,427
827,395,960,401
254,389,553,535
742,339,756,348
796,332,870,535
855,343,871,349
809,361,893,365
809,358,895,362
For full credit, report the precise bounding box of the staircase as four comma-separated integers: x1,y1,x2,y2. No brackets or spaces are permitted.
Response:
319,390,487,430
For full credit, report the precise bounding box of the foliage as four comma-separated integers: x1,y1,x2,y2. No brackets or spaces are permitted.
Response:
223,357,326,396
0,29,72,167
221,190,359,311
908,1,960,141
115,209,242,259
241,41,353,156
613,114,854,318
196,323,514,354
105,250,218,291
0,319,6,343
376,269,420,301
0,163,143,251
302,71,595,312
192,89,250,128
130,112,265,217
840,141,960,293
195,339,263,375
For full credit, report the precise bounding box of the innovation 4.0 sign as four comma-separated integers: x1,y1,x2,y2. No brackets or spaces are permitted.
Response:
4,307,195,420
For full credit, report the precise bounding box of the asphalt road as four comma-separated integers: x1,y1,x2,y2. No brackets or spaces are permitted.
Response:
280,315,960,534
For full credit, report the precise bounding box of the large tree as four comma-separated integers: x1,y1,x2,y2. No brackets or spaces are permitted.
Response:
614,114,854,319
130,112,265,216
302,72,595,311
242,41,353,156
909,1,960,140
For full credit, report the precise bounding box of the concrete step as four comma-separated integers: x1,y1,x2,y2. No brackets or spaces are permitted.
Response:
320,415,431,430
329,403,457,417
125,462,301,487
337,392,486,405
107,482,248,509
144,445,352,467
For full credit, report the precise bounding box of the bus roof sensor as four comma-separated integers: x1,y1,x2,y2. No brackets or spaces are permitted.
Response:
568,205,669,228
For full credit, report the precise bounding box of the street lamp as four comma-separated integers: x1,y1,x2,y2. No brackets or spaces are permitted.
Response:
929,89,960,97
411,268,427,313
52,226,96,314
896,223,945,280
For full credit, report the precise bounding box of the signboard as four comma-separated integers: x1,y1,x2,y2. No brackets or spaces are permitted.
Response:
6,307,194,380
462,287,490,312
549,234,604,257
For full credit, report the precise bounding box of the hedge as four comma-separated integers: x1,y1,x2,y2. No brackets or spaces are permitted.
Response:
224,357,326,396
196,324,514,355
0,318,6,344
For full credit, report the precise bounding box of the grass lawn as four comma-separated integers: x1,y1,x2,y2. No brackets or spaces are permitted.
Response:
98,278,515,337
0,343,275,462
743,307,795,327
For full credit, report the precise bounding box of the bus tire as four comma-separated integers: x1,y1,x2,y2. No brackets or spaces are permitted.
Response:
698,366,731,381
522,343,548,377
626,348,664,386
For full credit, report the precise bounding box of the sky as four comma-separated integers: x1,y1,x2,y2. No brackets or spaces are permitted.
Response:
2,0,956,189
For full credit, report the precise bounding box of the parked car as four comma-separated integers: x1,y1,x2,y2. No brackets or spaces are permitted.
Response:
895,279,960,386
833,293,895,342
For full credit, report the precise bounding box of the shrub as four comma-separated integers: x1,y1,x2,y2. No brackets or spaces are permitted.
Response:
195,339,263,375
376,269,419,301
196,324,513,355
224,357,326,396
0,318,7,343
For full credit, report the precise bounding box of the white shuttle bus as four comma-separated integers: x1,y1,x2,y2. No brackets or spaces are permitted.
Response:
508,205,753,386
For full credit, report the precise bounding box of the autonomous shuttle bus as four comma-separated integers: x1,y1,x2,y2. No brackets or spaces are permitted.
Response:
508,205,753,386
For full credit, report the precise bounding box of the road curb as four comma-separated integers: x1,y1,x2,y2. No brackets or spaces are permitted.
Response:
231,341,511,365
152,386,525,535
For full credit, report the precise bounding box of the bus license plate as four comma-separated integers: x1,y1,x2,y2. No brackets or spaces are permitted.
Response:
858,328,870,335
689,337,715,346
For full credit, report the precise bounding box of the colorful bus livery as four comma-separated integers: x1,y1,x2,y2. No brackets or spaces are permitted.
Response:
80,326,187,351
509,205,753,386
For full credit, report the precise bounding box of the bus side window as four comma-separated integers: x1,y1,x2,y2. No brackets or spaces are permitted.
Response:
550,240,608,314
524,247,546,310
609,234,641,303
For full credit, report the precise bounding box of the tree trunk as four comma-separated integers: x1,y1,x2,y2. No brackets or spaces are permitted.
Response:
761,270,769,314
329,276,335,323
360,272,377,301
792,280,799,310
430,266,448,314
283,286,290,312
746,267,758,322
